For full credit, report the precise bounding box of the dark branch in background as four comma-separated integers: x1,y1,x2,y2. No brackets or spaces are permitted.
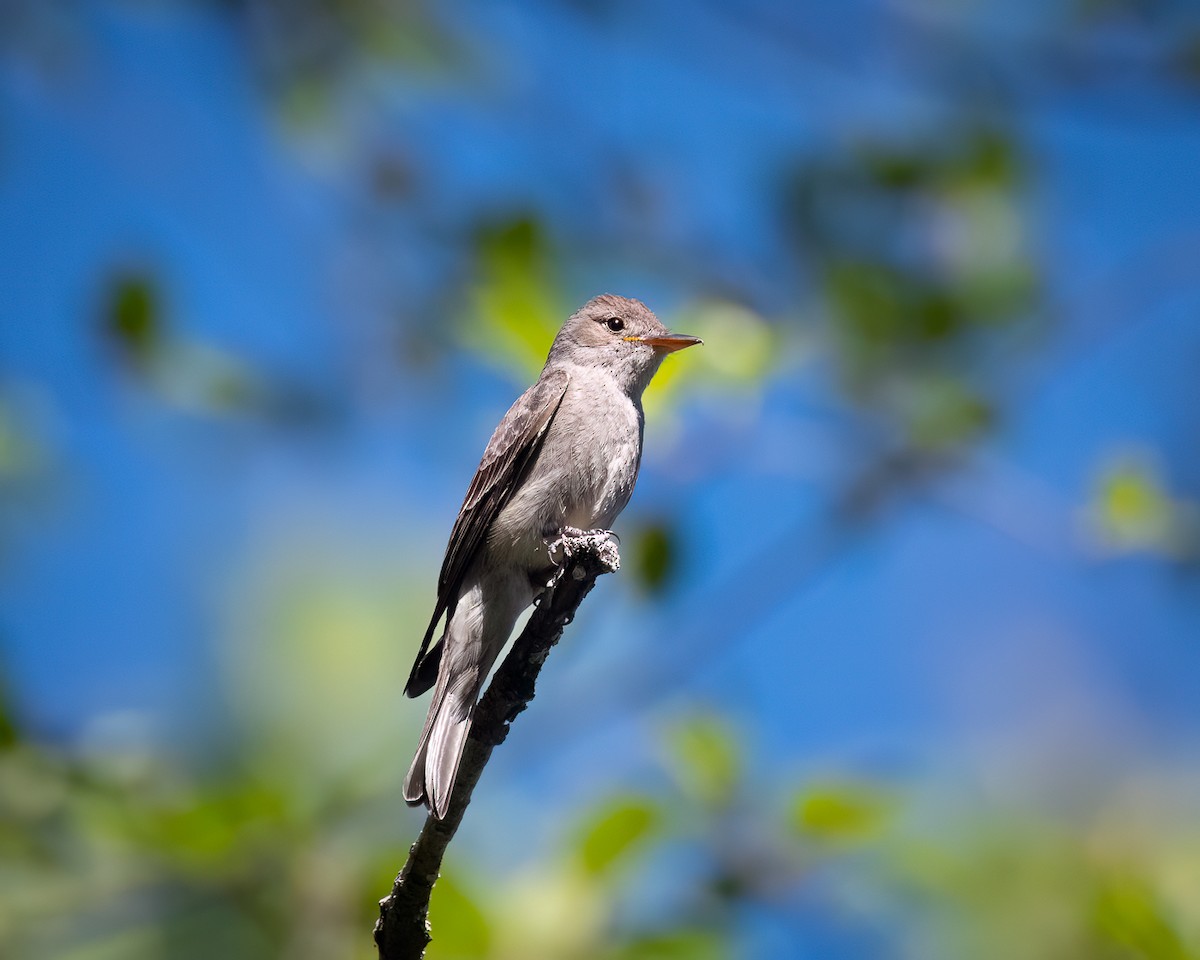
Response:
374,541,618,960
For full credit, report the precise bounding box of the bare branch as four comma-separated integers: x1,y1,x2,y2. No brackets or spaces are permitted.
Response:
374,540,618,960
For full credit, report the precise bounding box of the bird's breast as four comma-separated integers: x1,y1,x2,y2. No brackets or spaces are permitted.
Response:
555,380,643,531
487,372,644,568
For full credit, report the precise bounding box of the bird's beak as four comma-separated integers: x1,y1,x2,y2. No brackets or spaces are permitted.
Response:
626,334,704,353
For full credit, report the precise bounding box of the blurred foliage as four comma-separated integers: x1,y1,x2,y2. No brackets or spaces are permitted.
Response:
663,714,741,811
786,126,1037,452
106,274,162,369
98,269,335,427
790,781,893,846
0,397,48,488
426,873,491,958
0,542,422,959
575,797,662,878
0,388,62,560
413,712,1200,960
2,644,1199,958
878,809,1200,960
626,520,678,596
464,219,566,382
1084,453,1200,560
213,0,459,125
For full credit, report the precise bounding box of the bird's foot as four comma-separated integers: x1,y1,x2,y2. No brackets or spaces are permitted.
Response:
546,526,621,577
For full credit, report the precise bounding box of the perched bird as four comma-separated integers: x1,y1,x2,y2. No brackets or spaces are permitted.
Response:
404,294,701,818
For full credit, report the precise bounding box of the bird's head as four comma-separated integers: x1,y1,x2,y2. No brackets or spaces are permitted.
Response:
546,294,702,396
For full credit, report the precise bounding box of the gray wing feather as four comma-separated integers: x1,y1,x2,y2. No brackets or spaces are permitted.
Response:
404,368,569,697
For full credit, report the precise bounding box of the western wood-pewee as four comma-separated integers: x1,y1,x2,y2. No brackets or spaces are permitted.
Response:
403,294,701,818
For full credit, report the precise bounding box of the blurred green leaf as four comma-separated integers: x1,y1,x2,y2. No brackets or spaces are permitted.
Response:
958,261,1037,319
1104,464,1170,535
614,928,727,960
1087,454,1198,558
790,781,893,844
575,796,662,878
859,146,930,191
104,273,161,366
465,218,563,381
427,870,492,959
668,301,777,385
490,867,605,956
1092,875,1195,960
826,260,963,361
953,129,1019,190
901,376,995,451
628,521,677,595
665,715,740,807
118,780,291,875
0,402,45,484
279,73,334,128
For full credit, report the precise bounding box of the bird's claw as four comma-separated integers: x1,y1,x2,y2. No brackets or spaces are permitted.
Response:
546,526,621,576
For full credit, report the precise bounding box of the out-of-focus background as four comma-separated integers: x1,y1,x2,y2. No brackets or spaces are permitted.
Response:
2,1,1199,958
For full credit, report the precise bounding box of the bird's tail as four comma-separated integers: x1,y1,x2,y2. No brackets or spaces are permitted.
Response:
402,669,475,819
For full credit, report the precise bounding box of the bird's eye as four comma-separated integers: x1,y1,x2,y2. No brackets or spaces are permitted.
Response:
605,317,625,333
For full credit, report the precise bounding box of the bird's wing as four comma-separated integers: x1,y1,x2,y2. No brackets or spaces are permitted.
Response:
404,367,570,697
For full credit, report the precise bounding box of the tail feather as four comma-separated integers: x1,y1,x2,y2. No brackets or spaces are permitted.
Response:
402,675,444,807
402,673,476,818
426,688,474,819
405,571,528,818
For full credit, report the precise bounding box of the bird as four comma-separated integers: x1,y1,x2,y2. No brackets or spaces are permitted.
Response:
403,293,701,818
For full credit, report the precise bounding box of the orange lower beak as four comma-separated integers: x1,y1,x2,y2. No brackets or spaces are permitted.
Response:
638,334,703,353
